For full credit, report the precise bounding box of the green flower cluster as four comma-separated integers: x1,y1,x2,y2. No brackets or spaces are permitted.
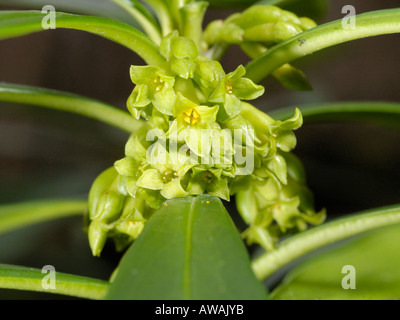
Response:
203,5,316,48
86,8,324,256
203,5,317,91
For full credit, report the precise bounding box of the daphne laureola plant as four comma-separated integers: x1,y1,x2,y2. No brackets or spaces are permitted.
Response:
1,0,400,300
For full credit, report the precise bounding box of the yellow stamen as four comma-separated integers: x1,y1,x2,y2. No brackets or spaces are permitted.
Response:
183,109,200,125
225,83,233,94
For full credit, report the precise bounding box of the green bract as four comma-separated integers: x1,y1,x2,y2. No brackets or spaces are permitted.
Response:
86,4,324,256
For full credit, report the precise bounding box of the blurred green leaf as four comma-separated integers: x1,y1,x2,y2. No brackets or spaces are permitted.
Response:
106,195,267,299
0,199,87,235
252,204,400,281
0,83,143,133
0,0,135,24
0,10,164,65
271,223,400,300
270,102,400,128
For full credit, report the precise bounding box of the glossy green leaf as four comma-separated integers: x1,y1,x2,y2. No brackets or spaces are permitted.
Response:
0,83,143,133
270,102,400,128
0,10,164,66
0,264,109,300
0,199,87,236
271,223,400,300
106,195,267,299
246,9,400,83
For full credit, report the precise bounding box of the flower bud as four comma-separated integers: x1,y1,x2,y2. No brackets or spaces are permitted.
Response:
236,5,282,29
88,220,109,257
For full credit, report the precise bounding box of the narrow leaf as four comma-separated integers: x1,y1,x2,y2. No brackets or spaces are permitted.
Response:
0,10,164,66
106,195,267,300
112,0,161,44
0,264,109,300
270,102,400,127
0,199,87,235
0,83,143,133
246,8,400,83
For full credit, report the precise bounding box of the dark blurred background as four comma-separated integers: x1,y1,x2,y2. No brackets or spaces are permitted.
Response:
0,0,399,298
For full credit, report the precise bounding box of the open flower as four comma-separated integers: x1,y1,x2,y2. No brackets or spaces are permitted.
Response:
127,65,176,118
186,166,230,201
208,65,264,120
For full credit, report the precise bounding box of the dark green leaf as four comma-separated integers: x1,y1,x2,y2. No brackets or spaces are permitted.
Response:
106,195,267,299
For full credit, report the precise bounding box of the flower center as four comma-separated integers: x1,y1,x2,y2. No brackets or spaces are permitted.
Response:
183,109,200,125
153,76,165,92
225,82,233,94
162,170,177,183
203,171,214,184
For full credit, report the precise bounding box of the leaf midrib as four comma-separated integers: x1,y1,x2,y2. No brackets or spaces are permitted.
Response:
183,198,196,300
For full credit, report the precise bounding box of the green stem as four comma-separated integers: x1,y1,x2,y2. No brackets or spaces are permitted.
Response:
0,199,87,235
144,0,175,35
251,204,400,280
0,83,144,133
245,8,400,83
270,101,400,124
0,264,109,300
180,1,208,51
112,0,162,44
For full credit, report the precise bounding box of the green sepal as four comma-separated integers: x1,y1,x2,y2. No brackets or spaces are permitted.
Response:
88,167,118,220
153,86,176,115
171,36,198,60
170,57,196,79
114,157,139,177
266,154,287,185
130,65,159,84
299,17,317,30
125,135,147,161
242,226,275,252
194,57,225,89
136,169,165,190
236,5,282,29
272,64,312,91
207,176,230,201
88,219,109,257
160,30,179,60
160,178,188,199
231,77,265,100
276,130,297,152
